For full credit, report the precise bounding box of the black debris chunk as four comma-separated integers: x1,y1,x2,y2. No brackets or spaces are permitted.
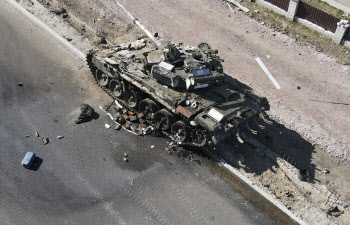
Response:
298,168,309,181
75,104,95,124
327,206,343,217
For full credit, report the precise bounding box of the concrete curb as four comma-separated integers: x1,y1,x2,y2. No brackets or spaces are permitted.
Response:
201,147,308,225
6,0,86,60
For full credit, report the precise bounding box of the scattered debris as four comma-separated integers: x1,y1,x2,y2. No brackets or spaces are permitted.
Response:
297,86,301,90
144,126,153,135
298,168,309,181
35,132,39,137
177,148,189,159
115,124,121,130
115,100,123,108
75,104,94,124
323,168,330,174
97,36,107,45
57,135,64,139
125,121,130,129
18,82,23,87
254,9,259,13
130,178,134,186
123,152,128,157
151,145,154,148
42,137,49,145
105,124,111,129
284,192,293,197
327,206,343,217
123,157,128,162
266,55,271,59
22,152,36,169
25,135,30,138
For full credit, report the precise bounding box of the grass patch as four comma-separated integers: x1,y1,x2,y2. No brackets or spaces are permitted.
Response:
301,0,348,19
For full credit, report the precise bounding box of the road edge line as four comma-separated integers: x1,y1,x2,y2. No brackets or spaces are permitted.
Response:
6,0,86,60
201,147,308,225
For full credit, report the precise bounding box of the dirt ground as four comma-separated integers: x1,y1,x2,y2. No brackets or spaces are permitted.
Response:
16,0,350,224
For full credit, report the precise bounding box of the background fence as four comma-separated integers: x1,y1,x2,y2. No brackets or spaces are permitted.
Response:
296,1,340,33
264,0,290,11
344,27,350,40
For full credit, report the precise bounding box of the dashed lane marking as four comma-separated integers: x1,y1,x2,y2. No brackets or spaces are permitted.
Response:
255,57,281,89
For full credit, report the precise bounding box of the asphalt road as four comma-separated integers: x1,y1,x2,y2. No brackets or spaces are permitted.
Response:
0,2,295,225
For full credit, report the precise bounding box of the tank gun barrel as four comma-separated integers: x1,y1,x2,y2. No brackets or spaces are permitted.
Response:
113,0,163,49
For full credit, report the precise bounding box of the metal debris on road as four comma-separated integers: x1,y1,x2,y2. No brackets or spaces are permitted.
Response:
151,145,154,148
22,152,36,169
130,179,134,186
105,124,111,129
323,168,330,174
123,152,128,157
35,132,39,137
18,82,23,86
42,137,49,145
75,104,94,124
115,100,123,108
123,157,128,162
57,136,64,139
115,124,121,130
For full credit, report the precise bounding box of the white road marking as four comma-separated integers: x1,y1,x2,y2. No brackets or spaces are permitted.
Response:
255,57,281,89
6,0,86,60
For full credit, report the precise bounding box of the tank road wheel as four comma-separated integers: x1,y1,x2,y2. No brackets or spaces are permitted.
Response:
95,69,110,87
109,79,123,98
154,109,173,131
139,98,158,120
171,121,189,142
125,89,139,109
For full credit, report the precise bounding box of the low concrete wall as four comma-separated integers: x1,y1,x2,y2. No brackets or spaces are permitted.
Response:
254,0,350,45
295,17,334,38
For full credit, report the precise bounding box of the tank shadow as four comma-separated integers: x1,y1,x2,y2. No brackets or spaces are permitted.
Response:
190,76,316,183
211,114,316,184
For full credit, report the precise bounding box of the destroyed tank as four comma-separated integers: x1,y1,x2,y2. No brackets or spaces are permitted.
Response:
86,1,269,147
